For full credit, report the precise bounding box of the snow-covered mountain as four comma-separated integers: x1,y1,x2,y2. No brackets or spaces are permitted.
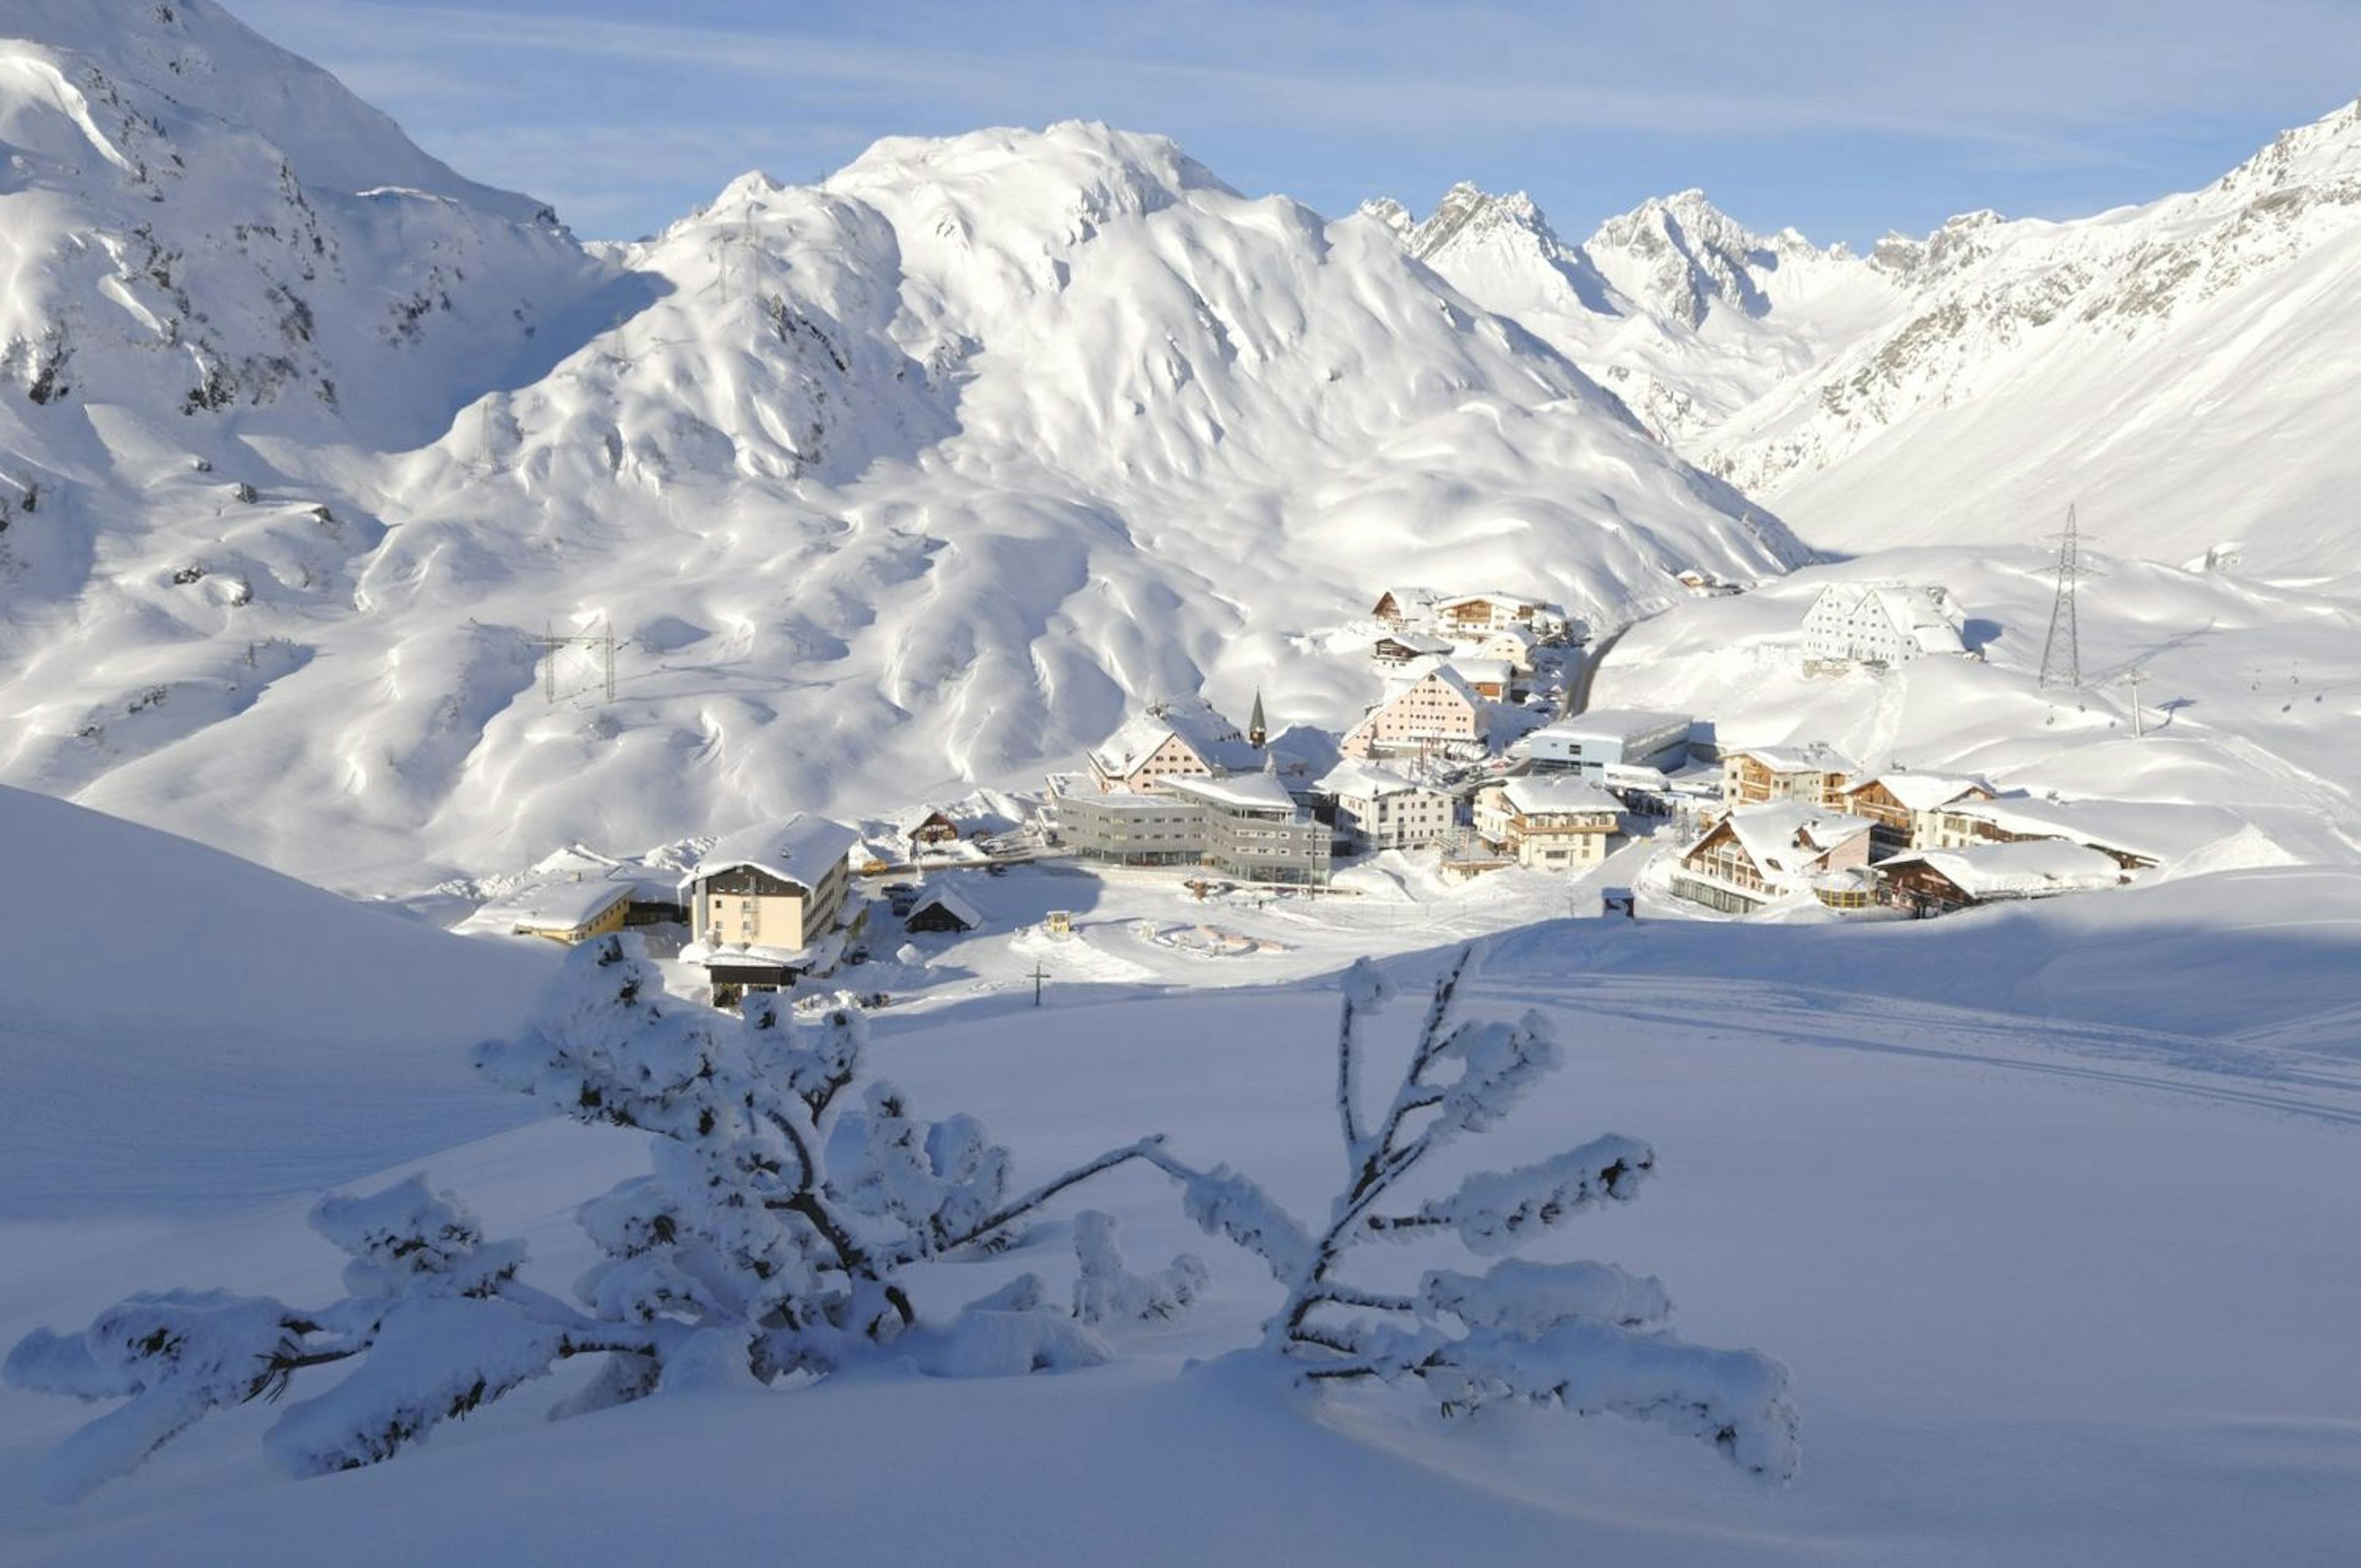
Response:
0,2,1801,889
1363,183,1904,446
1375,100,2361,573
1701,101,2361,572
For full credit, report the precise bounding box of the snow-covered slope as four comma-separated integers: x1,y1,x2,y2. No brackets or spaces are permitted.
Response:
1383,101,2361,575
10,887,2361,1562
0,783,553,1216
0,9,1803,890
1702,103,2361,572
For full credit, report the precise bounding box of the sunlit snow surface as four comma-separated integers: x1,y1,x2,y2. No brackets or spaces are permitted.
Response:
6,780,2361,1563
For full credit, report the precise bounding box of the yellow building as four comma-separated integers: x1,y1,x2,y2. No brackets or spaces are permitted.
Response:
477,880,633,944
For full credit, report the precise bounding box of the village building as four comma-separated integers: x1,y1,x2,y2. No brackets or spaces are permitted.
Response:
1722,743,1857,810
1370,587,1441,628
1372,630,1453,666
470,879,634,945
1043,771,1332,886
1801,584,1968,668
1159,772,1334,887
1449,657,1519,702
1875,842,2123,917
681,815,861,996
1837,772,1995,853
1085,696,1263,793
903,885,983,934
1523,708,1694,778
904,809,964,852
1672,803,1877,914
1471,776,1624,869
1043,781,1207,868
1921,796,2242,873
1340,665,1487,760
1315,759,1455,852
1466,625,1538,673
1434,592,1569,643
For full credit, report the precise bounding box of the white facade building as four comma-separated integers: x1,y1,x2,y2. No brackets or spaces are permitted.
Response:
1522,708,1693,777
1802,584,1968,667
1316,759,1455,852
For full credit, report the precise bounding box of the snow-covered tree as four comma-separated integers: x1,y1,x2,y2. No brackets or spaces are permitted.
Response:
6,935,1173,1497
1132,948,1802,1482
1070,1210,1208,1325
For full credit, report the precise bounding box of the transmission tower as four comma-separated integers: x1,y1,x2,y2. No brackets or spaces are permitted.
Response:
535,620,619,705
2039,504,2096,691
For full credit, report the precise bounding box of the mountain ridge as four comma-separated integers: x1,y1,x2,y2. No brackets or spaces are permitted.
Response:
0,20,1798,889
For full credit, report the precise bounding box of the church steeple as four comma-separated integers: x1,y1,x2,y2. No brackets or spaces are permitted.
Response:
1248,689,1268,748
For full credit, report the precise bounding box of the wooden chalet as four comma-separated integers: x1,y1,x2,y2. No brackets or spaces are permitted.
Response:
1838,773,1995,853
906,809,963,850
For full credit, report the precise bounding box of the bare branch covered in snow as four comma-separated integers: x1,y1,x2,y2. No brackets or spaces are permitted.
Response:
1141,944,1801,1483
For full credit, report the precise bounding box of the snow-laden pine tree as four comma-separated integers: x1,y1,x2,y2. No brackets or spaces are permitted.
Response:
4,935,1172,1499
1132,947,1802,1482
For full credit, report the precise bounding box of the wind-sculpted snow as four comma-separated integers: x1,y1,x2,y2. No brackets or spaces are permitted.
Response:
0,13,1802,889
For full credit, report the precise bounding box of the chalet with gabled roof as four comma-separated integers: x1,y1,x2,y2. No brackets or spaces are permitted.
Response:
1838,772,1995,852
1722,743,1857,810
1472,775,1623,868
1875,841,2122,917
1340,665,1487,760
1371,587,1440,628
1085,696,1262,793
1672,803,1876,914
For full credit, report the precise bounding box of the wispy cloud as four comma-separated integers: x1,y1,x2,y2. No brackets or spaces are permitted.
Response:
226,0,2361,244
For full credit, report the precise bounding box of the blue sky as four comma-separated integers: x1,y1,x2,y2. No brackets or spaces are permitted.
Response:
234,0,2361,246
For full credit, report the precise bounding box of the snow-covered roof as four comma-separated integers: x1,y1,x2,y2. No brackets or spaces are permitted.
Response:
1537,707,1692,746
1418,665,1482,704
1374,632,1453,654
1436,589,1551,614
1498,775,1621,817
1088,697,1259,778
1316,759,1433,799
907,885,983,929
1161,770,1303,812
1374,585,1439,610
1448,657,1513,685
1942,796,2244,864
518,844,689,905
1850,771,1991,812
1704,804,1876,882
1881,841,2122,899
472,877,633,933
684,814,860,892
1731,741,1858,776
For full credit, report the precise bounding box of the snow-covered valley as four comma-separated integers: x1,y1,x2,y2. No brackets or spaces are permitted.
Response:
7,3,2361,1562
